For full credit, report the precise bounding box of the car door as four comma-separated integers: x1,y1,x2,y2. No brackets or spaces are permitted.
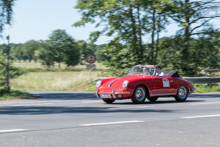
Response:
151,75,176,97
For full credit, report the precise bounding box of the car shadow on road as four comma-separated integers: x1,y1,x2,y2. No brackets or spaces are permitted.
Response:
112,99,205,105
0,106,176,115
31,92,97,100
189,93,220,98
29,92,220,101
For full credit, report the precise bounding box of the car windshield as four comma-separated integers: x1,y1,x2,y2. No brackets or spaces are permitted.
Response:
127,66,155,76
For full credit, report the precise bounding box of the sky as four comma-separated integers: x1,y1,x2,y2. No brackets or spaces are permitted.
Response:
1,0,220,45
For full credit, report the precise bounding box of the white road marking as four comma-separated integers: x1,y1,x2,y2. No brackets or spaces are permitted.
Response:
182,114,220,119
0,129,27,133
191,102,220,105
80,120,144,126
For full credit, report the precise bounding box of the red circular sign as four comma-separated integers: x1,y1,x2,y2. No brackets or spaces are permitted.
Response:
86,54,96,64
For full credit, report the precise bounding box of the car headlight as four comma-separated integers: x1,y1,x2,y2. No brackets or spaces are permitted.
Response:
122,80,129,88
96,80,102,87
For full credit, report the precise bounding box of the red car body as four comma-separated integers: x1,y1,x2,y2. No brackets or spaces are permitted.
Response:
95,65,196,104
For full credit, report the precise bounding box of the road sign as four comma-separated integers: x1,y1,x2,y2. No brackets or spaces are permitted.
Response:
86,64,96,70
86,54,96,64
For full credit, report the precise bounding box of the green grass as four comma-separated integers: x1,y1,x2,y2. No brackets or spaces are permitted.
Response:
10,61,105,92
193,83,220,93
23,67,107,72
0,90,36,101
11,71,100,91
13,62,108,71
85,86,96,92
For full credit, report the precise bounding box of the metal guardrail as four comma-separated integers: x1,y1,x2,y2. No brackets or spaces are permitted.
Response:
94,77,220,84
202,69,220,77
183,77,220,83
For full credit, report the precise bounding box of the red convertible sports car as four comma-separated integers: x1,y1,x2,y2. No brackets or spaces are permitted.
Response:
95,65,196,104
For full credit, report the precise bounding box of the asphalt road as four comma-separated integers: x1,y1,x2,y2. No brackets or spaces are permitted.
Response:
0,92,220,147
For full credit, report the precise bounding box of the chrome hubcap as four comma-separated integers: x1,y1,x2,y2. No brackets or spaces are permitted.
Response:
178,86,187,99
136,88,145,101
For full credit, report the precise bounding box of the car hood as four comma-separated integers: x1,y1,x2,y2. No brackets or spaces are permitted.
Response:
101,75,151,88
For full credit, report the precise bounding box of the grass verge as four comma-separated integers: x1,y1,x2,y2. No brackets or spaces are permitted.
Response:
23,67,107,72
193,83,220,93
11,71,100,91
0,90,37,101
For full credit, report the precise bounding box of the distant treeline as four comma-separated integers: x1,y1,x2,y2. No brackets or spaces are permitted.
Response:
0,29,110,68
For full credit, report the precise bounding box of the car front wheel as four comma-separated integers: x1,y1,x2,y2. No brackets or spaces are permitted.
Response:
102,98,115,104
175,86,188,102
131,86,146,104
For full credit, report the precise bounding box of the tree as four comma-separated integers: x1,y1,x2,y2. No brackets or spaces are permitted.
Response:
62,39,80,67
0,53,25,92
46,29,80,67
21,40,40,62
157,29,220,76
95,44,111,62
0,0,15,35
35,41,55,68
165,0,220,75
0,44,8,54
76,40,93,64
74,0,172,76
74,0,150,65
144,0,170,65
10,44,24,62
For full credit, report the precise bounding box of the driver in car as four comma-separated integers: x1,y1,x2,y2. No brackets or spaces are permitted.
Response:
155,65,164,76
142,67,149,75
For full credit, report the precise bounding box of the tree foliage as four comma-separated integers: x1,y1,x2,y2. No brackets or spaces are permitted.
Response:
165,0,220,75
22,40,40,62
0,54,26,90
34,41,55,67
35,29,81,68
74,0,172,75
157,29,220,76
75,0,220,76
76,40,93,64
0,0,15,34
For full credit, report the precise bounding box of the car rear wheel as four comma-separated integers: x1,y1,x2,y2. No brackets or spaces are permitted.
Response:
131,86,146,104
102,98,115,104
175,86,188,102
147,97,158,102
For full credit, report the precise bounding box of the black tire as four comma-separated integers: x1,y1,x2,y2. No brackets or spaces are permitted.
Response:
147,97,158,102
131,86,147,104
102,99,115,104
175,86,188,102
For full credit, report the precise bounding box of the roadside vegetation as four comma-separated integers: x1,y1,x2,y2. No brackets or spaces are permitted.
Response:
9,61,102,92
11,71,98,91
193,84,220,93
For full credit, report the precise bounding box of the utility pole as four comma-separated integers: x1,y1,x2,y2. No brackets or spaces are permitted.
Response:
6,35,10,92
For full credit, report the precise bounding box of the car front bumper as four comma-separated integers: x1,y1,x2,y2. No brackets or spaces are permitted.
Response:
94,88,131,99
